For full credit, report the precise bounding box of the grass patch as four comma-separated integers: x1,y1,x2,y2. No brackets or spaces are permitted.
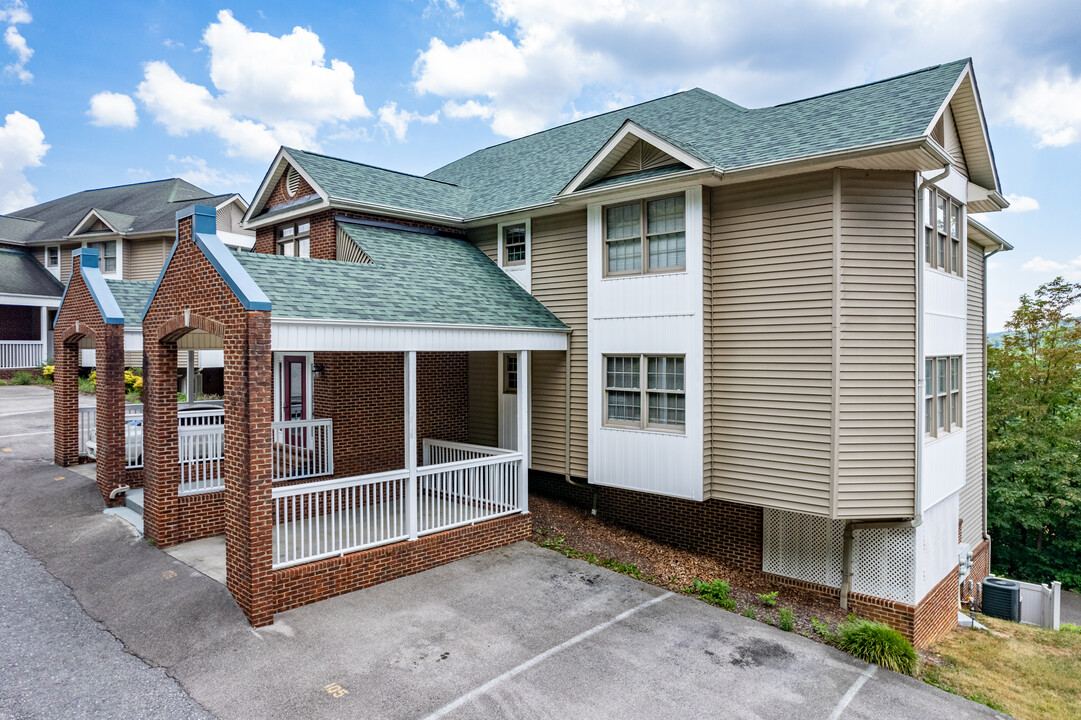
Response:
690,578,737,611
742,605,756,620
920,615,1081,719
537,533,644,581
837,618,917,675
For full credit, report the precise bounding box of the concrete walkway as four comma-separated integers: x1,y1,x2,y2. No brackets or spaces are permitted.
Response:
0,386,1008,719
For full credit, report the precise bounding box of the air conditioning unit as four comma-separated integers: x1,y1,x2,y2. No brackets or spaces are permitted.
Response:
982,577,1021,622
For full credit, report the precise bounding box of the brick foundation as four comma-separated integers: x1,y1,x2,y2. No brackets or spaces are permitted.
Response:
270,513,532,616
963,538,991,605
175,491,227,545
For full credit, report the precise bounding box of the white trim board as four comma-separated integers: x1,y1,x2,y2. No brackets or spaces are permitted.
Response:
271,321,567,353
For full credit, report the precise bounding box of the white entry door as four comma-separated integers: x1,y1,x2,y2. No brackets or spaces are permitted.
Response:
498,353,518,450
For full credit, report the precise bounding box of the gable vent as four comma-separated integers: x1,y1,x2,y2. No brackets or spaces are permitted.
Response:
607,139,681,178
336,225,374,264
285,166,301,197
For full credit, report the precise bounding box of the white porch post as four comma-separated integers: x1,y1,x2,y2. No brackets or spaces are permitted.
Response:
185,350,195,403
39,306,48,364
516,350,530,513
405,350,418,540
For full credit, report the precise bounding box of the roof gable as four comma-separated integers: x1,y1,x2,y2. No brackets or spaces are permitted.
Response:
922,62,1000,192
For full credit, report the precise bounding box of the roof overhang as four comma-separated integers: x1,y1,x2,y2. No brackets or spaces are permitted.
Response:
559,120,711,197
243,147,330,228
966,182,1009,214
923,60,1001,195
967,217,1013,252
0,292,62,308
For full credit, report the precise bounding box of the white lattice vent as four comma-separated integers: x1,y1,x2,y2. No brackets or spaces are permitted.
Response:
285,166,300,197
852,527,916,604
914,493,960,601
762,508,845,588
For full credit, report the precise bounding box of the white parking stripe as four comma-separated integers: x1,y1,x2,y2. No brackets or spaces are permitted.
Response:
0,431,51,438
827,664,877,720
0,409,54,418
421,591,674,720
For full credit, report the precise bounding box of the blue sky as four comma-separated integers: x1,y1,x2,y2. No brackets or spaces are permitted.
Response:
1,0,1078,330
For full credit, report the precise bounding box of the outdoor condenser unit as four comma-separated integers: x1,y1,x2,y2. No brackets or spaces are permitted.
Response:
981,577,1021,622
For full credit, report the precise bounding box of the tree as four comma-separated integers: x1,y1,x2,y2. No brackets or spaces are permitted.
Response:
987,277,1081,589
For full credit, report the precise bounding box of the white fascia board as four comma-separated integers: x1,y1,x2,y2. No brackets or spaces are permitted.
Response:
0,293,62,308
242,198,331,230
243,148,330,226
560,120,711,197
218,230,256,250
967,217,1012,252
922,63,1001,194
271,317,568,353
68,209,123,237
215,193,249,213
923,61,972,136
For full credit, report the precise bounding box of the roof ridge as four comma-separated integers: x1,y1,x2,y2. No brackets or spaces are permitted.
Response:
285,147,464,189
688,87,749,112
770,59,970,108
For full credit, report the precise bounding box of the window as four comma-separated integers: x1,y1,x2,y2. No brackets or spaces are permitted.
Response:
604,194,686,276
925,355,962,437
46,246,59,267
503,224,526,266
503,354,518,393
604,355,685,431
923,188,963,276
87,240,116,273
277,221,310,258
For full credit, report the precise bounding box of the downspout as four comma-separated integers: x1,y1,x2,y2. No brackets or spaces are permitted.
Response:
981,241,1006,542
840,165,948,611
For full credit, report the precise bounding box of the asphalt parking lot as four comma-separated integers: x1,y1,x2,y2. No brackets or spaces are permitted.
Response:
0,386,1006,719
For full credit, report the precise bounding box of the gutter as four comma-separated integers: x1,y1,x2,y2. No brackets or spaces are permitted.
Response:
981,239,1008,542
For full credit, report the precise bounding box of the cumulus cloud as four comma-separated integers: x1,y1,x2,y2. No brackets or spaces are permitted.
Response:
1003,194,1040,213
0,110,48,212
412,0,1081,143
2,1,32,83
135,10,371,159
87,91,138,128
377,102,439,142
1022,255,1081,281
168,155,252,193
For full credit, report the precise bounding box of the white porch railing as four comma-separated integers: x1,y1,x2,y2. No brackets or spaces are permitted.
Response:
0,340,44,369
178,423,225,496
272,418,334,482
422,438,516,465
79,406,94,457
271,440,523,569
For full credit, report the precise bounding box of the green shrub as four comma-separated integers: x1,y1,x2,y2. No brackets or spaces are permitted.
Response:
836,618,917,675
757,590,779,607
9,370,32,385
778,607,795,632
742,605,756,619
1062,623,1081,634
811,617,838,643
78,377,96,393
692,578,736,610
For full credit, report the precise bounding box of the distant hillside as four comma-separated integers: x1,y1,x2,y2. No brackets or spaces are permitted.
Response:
987,330,1008,347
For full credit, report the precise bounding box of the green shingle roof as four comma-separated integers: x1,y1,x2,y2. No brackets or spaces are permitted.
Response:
233,223,567,330
285,148,470,218
0,247,62,297
104,279,153,328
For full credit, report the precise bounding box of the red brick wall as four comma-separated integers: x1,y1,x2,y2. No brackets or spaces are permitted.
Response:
0,304,39,340
312,351,468,478
912,565,961,648
254,207,465,259
271,512,531,615
175,491,226,545
265,166,317,208
964,539,991,605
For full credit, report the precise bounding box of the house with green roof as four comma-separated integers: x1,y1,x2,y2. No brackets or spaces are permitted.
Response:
0,178,253,373
59,59,1010,644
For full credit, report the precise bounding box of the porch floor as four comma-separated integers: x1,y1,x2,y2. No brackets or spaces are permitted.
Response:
166,536,227,585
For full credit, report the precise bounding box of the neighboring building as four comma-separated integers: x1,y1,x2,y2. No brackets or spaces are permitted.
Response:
0,178,253,372
55,59,1010,646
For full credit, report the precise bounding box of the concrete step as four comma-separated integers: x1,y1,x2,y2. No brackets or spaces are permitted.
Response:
104,506,144,535
125,488,144,515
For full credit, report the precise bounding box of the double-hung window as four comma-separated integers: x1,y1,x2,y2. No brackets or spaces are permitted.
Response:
277,221,310,258
45,246,59,268
604,355,685,431
923,188,963,276
87,240,117,273
925,355,961,437
503,224,526,266
503,354,518,393
604,194,686,276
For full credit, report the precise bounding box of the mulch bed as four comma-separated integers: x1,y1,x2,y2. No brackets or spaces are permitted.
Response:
529,493,851,641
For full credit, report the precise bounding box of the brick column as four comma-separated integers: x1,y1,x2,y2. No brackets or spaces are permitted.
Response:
225,310,274,626
143,338,180,546
53,336,80,467
96,324,127,506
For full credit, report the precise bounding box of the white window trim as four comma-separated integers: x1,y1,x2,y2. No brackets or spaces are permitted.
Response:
602,353,686,434
924,354,963,440
923,188,964,278
602,193,688,278
272,351,314,424
45,245,61,278
81,238,122,279
496,218,531,292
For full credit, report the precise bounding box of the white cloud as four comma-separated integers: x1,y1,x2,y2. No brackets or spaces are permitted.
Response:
377,102,439,142
1005,67,1081,148
0,1,31,25
0,110,48,212
1021,255,1081,281
1003,194,1039,213
87,91,138,129
134,10,371,160
442,99,494,120
162,38,184,49
3,23,31,83
167,154,252,193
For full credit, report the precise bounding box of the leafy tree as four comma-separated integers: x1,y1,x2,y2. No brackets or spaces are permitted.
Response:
987,278,1081,589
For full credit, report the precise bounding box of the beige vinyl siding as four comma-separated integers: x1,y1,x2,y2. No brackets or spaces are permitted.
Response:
708,172,835,515
469,225,498,263
960,240,986,545
59,242,80,284
124,237,171,281
835,170,917,519
530,211,588,477
702,186,713,497
31,246,45,266
467,351,498,447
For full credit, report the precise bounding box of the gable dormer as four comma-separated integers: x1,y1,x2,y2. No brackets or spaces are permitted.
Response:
605,138,684,179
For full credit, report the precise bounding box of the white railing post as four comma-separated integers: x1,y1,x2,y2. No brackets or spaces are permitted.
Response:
516,350,529,514
405,351,418,541
1051,581,1061,631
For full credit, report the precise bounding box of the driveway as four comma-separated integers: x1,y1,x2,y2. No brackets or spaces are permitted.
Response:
0,386,1006,719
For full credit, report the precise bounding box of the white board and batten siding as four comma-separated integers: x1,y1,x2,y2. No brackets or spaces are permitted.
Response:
959,239,986,545
587,186,705,500
270,320,566,354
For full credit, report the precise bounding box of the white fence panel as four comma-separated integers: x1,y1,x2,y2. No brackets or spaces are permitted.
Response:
177,424,225,496
1015,579,1062,630
0,341,44,369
